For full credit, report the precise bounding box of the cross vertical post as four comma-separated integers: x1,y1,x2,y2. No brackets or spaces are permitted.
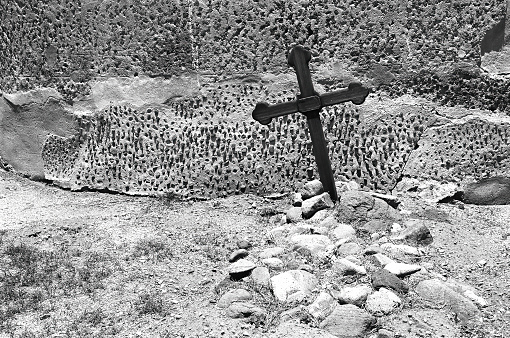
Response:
252,45,369,201
288,46,338,201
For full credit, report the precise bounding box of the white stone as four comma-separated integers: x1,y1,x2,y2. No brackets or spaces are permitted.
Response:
308,209,331,223
381,243,422,256
228,259,256,275
291,234,333,256
307,291,337,320
371,253,395,267
262,257,284,270
301,192,335,219
334,284,372,306
270,270,319,302
251,266,270,287
365,288,402,316
329,222,356,241
259,246,285,259
333,258,366,275
384,262,422,276
218,289,252,308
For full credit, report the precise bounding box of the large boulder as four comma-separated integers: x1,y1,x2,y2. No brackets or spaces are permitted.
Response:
462,176,510,205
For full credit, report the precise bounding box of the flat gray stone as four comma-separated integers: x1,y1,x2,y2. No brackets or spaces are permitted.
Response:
259,246,285,259
333,258,366,275
416,279,480,323
300,179,324,200
262,257,284,270
336,242,362,256
287,206,304,223
307,291,338,320
226,301,265,319
228,258,256,275
270,270,319,302
371,268,409,294
228,248,249,263
250,266,270,287
320,304,377,338
218,288,252,308
302,192,334,219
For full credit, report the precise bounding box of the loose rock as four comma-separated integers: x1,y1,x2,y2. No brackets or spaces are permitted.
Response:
365,288,402,316
395,220,433,245
333,258,366,275
262,257,284,270
250,266,270,287
286,206,304,223
228,259,256,277
218,289,252,308
308,209,331,223
280,305,309,323
333,284,372,307
236,239,252,249
336,242,362,256
415,279,480,323
226,301,265,320
292,192,304,207
384,262,422,277
371,269,409,294
302,192,335,219
462,176,510,205
300,179,324,200
320,304,377,338
291,234,333,257
259,246,284,259
370,253,396,267
307,291,337,320
381,243,422,256
270,270,319,302
329,222,356,241
228,249,249,263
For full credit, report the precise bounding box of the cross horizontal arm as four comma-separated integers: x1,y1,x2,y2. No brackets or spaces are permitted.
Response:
252,100,298,125
320,83,370,107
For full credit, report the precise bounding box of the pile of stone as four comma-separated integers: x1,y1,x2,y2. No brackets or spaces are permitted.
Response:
215,179,488,337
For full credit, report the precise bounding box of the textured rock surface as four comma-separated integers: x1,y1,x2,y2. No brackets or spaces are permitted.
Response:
270,270,319,303
365,288,402,316
1,0,509,199
462,176,510,205
320,304,377,338
301,192,335,219
415,279,481,323
217,289,252,309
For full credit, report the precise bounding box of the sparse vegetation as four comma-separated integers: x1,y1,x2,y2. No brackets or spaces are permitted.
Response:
0,241,117,331
133,238,174,260
135,291,166,316
193,224,236,262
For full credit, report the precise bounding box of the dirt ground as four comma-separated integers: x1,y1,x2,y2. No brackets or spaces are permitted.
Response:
0,169,509,337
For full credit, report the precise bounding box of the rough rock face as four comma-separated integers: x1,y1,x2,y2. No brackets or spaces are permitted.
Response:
1,0,510,197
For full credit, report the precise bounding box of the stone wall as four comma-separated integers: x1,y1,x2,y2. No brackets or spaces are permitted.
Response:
1,0,509,196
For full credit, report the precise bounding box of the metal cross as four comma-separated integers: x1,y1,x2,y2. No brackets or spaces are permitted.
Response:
252,45,369,201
